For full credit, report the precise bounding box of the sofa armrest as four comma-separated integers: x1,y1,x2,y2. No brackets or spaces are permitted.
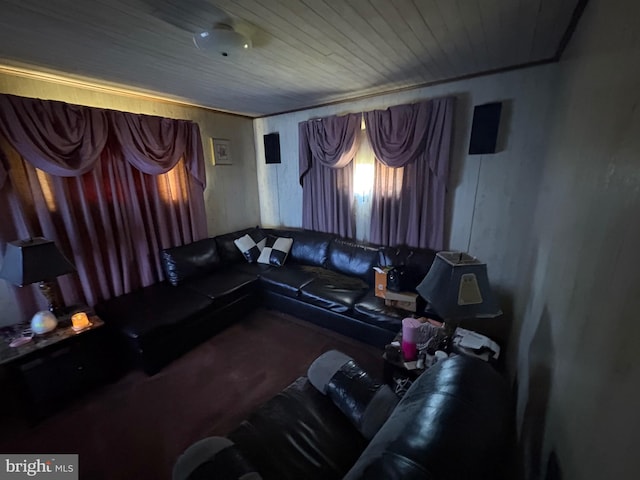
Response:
308,350,398,440
173,437,262,480
161,238,221,286
379,245,438,291
344,355,510,480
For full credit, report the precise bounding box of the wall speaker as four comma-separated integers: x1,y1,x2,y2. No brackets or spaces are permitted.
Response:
468,102,502,155
264,133,281,164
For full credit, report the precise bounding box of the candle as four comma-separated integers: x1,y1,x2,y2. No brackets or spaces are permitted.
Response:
71,312,90,331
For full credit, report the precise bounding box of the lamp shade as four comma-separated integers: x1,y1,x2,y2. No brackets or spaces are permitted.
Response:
0,237,76,286
416,251,501,320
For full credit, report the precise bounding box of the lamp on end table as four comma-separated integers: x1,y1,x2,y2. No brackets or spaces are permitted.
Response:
416,251,501,351
0,237,76,317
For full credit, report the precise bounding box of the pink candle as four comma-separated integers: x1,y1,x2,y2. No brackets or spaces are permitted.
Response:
402,317,421,361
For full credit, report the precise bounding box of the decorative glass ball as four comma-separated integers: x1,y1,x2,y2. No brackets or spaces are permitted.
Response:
31,310,58,334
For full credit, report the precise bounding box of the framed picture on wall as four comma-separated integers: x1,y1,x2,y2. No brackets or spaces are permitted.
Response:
211,138,232,165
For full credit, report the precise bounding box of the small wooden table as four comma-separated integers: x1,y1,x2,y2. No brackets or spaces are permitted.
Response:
0,307,116,419
0,308,104,366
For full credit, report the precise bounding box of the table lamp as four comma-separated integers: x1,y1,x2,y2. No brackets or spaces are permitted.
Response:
416,251,501,348
0,237,76,315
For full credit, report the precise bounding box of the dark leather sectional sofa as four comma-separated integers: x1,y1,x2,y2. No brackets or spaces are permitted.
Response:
95,226,437,375
173,351,511,480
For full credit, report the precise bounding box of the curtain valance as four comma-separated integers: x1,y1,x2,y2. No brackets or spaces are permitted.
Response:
0,94,108,181
110,111,205,189
297,96,455,249
364,97,454,183
0,94,205,190
298,112,361,185
364,102,431,167
0,94,208,314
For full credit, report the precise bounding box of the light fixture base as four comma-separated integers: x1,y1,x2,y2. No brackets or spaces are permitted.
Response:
193,24,251,56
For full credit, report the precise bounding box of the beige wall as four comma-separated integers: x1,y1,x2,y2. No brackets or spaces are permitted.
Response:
253,63,559,348
0,72,260,325
513,0,640,478
254,0,640,477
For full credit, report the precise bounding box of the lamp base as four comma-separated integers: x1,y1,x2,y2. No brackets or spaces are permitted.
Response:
438,320,459,354
38,280,64,315
31,310,58,334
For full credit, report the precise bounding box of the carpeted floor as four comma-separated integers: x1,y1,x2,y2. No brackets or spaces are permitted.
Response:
0,308,383,480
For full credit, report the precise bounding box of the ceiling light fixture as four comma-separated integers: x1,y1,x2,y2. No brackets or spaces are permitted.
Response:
193,24,251,57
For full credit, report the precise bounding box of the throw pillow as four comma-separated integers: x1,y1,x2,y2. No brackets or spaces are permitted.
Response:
257,236,293,267
234,233,267,263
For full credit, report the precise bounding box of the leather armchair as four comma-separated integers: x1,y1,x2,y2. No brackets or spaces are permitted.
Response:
174,353,510,480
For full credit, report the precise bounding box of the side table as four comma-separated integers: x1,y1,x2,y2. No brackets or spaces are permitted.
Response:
0,306,119,419
383,341,427,397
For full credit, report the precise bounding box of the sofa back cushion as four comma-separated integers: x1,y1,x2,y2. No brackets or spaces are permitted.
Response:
160,238,222,286
214,227,263,264
327,239,380,285
265,228,334,267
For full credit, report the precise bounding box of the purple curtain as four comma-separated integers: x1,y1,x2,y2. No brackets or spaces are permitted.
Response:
109,111,207,245
0,94,109,178
299,113,360,237
365,97,454,249
0,94,207,318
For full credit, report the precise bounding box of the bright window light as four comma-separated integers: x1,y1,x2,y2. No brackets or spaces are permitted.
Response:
354,162,374,198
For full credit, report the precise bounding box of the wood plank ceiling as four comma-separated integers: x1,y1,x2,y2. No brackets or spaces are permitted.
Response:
0,0,582,117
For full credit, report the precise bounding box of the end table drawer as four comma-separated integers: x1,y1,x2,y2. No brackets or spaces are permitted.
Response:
17,331,114,416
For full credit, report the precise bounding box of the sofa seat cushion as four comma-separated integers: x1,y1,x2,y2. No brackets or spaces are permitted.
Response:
231,262,273,277
352,291,405,332
96,282,215,340
259,265,319,298
183,271,258,308
228,377,368,480
299,270,369,313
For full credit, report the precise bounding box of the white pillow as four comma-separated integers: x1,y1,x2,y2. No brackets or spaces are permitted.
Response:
257,236,293,267
234,233,267,263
